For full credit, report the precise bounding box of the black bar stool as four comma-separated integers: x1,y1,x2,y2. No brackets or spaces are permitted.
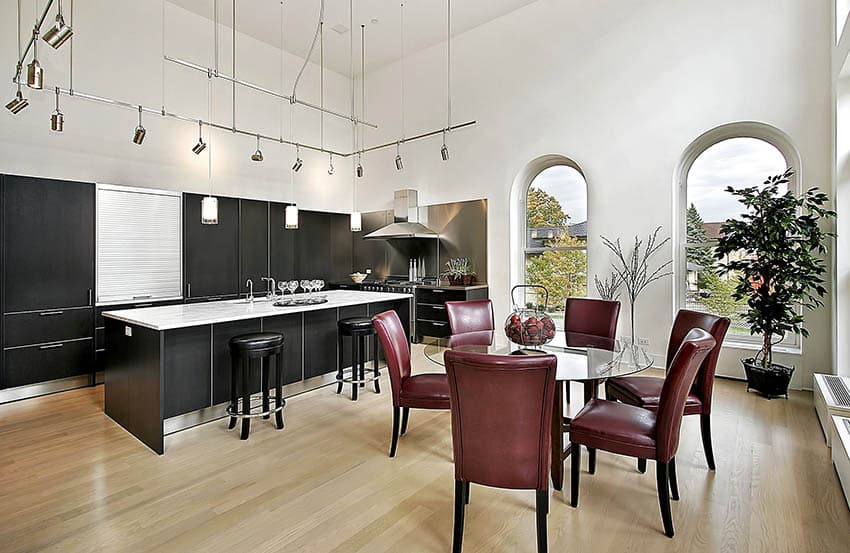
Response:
337,317,380,401
228,332,285,440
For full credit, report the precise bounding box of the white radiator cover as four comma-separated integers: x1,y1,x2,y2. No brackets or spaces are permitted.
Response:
814,374,850,447
96,184,182,305
832,416,850,510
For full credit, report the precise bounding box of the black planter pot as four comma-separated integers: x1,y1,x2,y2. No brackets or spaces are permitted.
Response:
741,358,794,399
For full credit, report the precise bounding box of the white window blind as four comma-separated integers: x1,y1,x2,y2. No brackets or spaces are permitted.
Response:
96,184,182,305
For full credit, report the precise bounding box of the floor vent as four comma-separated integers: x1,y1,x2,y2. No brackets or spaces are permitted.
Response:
826,375,850,408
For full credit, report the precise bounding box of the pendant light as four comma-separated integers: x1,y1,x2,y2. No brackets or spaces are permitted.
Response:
356,24,366,179
27,26,44,90
192,120,206,154
348,0,361,232
132,106,146,144
50,86,64,131
285,0,299,232
201,77,219,225
42,0,74,49
395,142,404,171
251,134,263,161
285,204,299,229
395,3,405,170
441,0,451,162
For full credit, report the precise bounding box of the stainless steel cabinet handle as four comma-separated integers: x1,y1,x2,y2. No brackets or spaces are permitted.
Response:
433,305,446,310
39,311,64,316
39,343,64,350
133,295,152,300
432,289,444,293
187,283,191,297
432,322,447,327
88,289,93,306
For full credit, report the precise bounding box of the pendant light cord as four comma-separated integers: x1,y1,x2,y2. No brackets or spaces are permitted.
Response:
320,20,324,153
161,0,166,113
349,0,356,211
15,0,21,88
447,0,452,132
360,24,365,158
291,0,324,99
400,2,405,141
232,0,236,130
69,0,74,93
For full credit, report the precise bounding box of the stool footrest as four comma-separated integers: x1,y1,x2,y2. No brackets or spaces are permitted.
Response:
227,395,286,420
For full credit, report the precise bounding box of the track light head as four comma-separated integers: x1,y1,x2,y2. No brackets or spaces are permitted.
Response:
441,143,449,161
132,106,146,145
395,154,404,171
42,8,73,49
51,110,64,132
27,28,43,90
251,134,263,162
5,90,29,114
192,120,206,154
328,154,334,175
356,162,364,178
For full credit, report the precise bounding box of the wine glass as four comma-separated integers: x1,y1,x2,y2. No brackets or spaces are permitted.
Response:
287,280,299,296
300,279,311,299
278,281,287,298
314,279,325,298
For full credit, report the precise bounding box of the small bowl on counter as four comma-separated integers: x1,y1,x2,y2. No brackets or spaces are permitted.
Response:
350,272,368,283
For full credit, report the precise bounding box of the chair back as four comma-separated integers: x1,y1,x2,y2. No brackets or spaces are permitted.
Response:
372,310,411,407
444,350,557,491
656,328,716,462
564,298,620,348
445,299,495,335
665,310,730,411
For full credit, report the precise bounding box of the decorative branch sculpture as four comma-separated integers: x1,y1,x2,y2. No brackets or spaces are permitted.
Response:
594,273,621,301
601,226,673,342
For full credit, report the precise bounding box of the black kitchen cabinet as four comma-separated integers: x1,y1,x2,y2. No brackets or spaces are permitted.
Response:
2,175,94,312
414,286,488,342
294,210,332,280
4,339,92,388
239,199,269,294
303,309,338,379
184,193,240,300
211,319,262,405
163,325,212,418
262,313,304,385
269,203,296,282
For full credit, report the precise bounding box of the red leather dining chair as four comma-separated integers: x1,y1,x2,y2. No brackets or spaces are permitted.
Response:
445,299,495,347
372,310,451,457
444,349,558,553
568,328,716,538
606,310,730,471
562,297,621,472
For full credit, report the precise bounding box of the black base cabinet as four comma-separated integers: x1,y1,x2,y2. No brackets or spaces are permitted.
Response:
414,286,488,342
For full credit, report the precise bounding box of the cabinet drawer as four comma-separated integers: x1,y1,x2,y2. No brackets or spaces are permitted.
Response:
3,338,93,388
416,319,451,339
416,288,466,305
4,308,93,348
417,303,448,323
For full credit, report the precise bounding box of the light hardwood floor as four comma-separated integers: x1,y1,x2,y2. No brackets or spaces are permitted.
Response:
1,347,848,553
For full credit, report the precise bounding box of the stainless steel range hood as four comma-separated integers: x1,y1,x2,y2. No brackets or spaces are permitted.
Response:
363,189,440,239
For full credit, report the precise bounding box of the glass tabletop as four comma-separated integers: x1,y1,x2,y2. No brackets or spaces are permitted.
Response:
423,336,654,382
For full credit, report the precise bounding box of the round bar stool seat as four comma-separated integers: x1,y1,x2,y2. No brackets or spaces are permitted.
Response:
227,332,286,440
337,317,380,401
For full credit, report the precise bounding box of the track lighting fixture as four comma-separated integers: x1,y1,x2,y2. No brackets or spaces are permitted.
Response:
292,145,303,172
251,134,263,161
27,28,44,90
441,130,450,161
328,153,334,175
192,121,206,154
132,106,146,144
5,89,28,114
395,142,403,171
42,0,73,49
356,154,364,178
50,87,63,132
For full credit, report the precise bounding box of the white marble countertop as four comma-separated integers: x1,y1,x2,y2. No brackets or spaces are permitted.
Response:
102,290,412,331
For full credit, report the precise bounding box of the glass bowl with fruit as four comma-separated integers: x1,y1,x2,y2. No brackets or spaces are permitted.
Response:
504,285,557,347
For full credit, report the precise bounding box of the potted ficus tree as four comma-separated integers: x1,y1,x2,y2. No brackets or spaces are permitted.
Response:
714,168,834,398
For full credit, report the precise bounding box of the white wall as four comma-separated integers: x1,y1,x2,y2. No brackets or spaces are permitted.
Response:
357,0,832,387
0,0,355,212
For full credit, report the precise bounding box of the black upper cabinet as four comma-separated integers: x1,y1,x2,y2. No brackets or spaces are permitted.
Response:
239,199,269,294
269,203,296,283
2,175,94,312
184,193,240,299
330,213,354,282
294,211,331,280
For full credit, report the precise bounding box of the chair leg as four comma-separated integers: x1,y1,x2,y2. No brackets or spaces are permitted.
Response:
453,480,466,553
401,407,410,435
669,457,679,501
275,352,285,429
588,448,597,474
656,461,674,538
336,332,344,394
261,357,270,420
637,458,647,473
240,354,251,440
570,443,581,508
389,406,401,457
700,413,716,470
228,350,238,430
536,490,548,553
373,335,381,394
464,481,470,505
551,381,565,491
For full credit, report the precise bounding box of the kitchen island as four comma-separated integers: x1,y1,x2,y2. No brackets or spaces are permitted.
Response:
103,290,412,454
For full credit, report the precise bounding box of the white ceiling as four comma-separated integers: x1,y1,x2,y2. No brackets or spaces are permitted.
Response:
167,0,539,76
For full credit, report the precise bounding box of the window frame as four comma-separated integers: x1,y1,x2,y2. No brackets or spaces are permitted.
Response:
674,122,803,352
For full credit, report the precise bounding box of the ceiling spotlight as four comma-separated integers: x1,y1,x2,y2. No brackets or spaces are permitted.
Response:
251,134,263,162
356,154,364,178
328,153,334,175
50,87,63,132
292,145,303,172
441,130,449,161
132,106,146,145
192,120,206,154
42,0,73,49
395,142,403,171
5,89,29,114
27,28,43,90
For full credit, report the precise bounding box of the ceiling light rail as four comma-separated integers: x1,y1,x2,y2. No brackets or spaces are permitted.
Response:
164,55,379,130
11,0,57,77
358,120,475,156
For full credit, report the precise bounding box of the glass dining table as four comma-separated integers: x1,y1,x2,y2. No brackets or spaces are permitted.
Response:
423,334,654,491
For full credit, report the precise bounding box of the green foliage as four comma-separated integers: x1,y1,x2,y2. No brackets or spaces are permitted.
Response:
714,168,835,367
527,188,569,228
697,270,745,318
441,257,474,277
525,233,587,310
686,203,714,269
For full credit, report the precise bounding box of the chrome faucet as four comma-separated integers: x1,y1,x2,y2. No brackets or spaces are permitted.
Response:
245,279,254,303
262,277,276,300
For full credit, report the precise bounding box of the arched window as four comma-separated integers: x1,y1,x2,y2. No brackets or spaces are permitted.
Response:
520,160,588,322
677,123,800,348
